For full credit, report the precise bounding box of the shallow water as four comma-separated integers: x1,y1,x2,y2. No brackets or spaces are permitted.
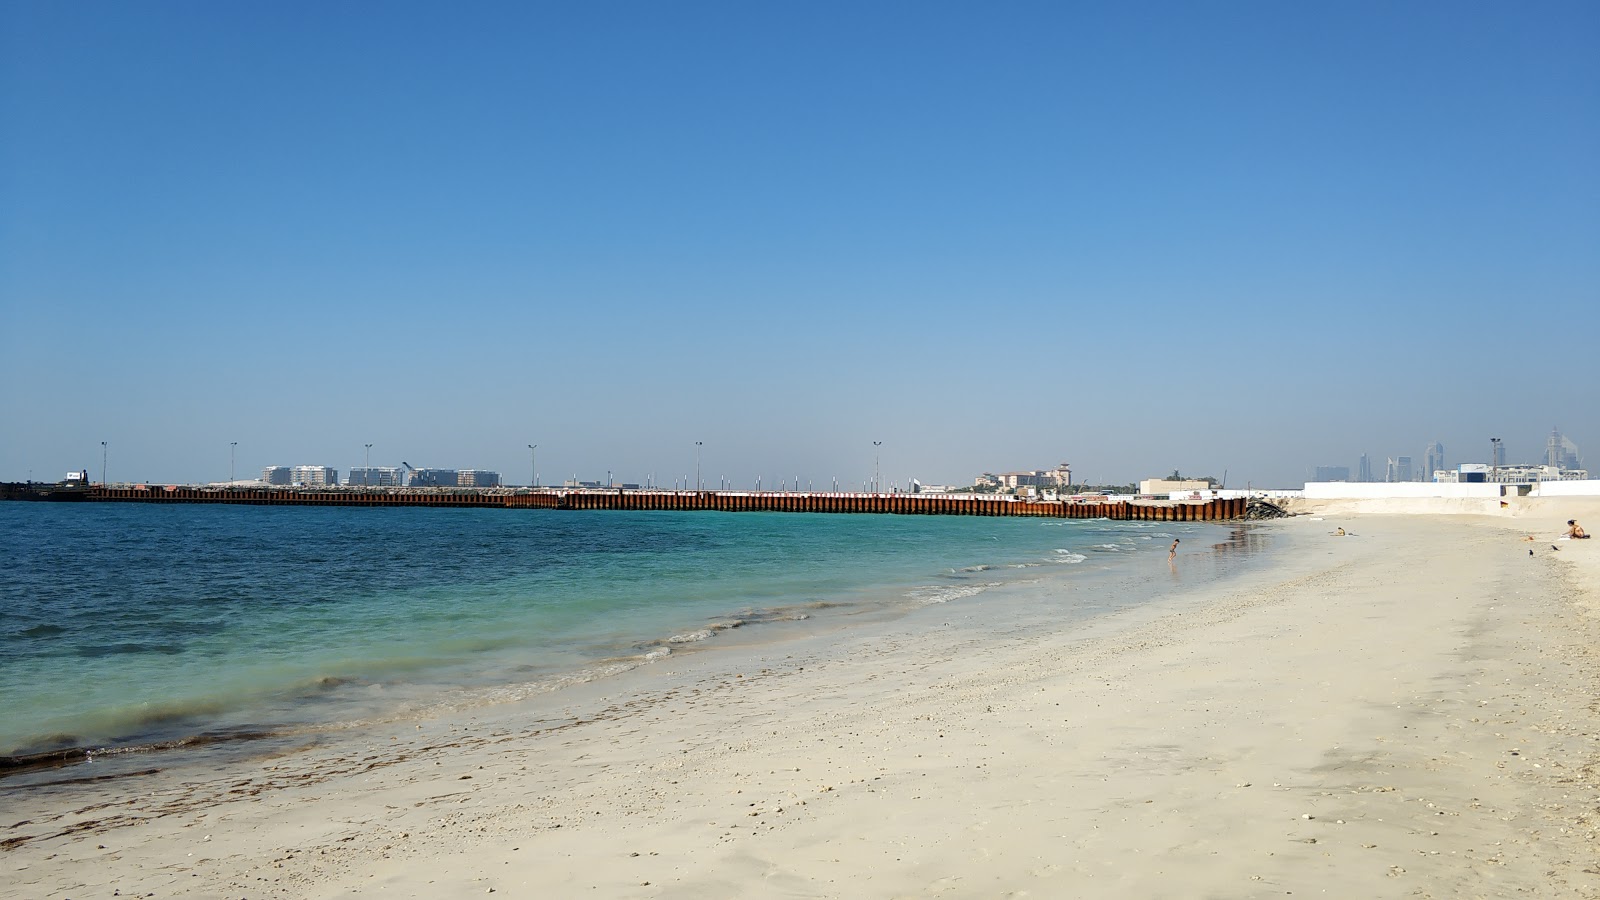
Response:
0,502,1236,760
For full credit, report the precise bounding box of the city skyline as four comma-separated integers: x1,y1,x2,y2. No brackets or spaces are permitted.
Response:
34,421,1587,490
3,4,1596,488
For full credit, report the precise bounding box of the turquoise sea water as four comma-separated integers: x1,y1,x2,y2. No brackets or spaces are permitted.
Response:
0,502,1236,760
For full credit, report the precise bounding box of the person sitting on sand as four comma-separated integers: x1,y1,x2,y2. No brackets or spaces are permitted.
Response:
1569,520,1590,539
1335,527,1346,536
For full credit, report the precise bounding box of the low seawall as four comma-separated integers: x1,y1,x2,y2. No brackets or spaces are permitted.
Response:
61,486,1248,521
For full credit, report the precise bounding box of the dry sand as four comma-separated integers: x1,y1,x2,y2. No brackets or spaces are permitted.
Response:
5,504,1600,899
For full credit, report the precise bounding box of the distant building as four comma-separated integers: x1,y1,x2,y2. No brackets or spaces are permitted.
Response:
348,467,401,487
408,468,459,487
986,464,1072,492
1424,442,1444,478
1313,466,1350,482
1140,478,1212,495
456,469,501,488
911,480,952,494
290,465,339,486
1546,428,1581,471
1492,441,1507,469
1357,453,1373,483
1386,456,1413,483
1438,463,1588,484
262,466,292,485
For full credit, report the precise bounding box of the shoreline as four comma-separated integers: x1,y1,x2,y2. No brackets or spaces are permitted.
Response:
5,512,1598,897
0,515,1239,776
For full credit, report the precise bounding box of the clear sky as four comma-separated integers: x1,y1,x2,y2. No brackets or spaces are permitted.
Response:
2,1,1595,489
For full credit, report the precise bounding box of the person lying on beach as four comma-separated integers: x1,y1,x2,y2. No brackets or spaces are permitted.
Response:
1569,520,1590,539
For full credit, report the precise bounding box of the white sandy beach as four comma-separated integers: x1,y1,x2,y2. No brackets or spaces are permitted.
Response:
5,501,1600,898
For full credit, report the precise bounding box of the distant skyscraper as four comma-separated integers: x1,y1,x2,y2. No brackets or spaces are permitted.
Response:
1357,453,1372,483
1424,442,1444,478
1546,427,1581,471
1492,441,1507,469
1386,456,1414,483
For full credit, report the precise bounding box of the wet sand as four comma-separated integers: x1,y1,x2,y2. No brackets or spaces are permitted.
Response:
4,509,1598,898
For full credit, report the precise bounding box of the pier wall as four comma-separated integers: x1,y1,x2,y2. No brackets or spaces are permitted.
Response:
78,486,1248,520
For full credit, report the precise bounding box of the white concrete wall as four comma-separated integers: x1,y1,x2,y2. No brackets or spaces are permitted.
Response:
1302,482,1505,500
1530,480,1600,497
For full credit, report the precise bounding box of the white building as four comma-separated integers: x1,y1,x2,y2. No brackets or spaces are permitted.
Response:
985,464,1073,491
1434,463,1588,484
290,465,339,486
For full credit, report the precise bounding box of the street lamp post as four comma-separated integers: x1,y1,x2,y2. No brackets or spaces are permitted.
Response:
1490,437,1501,479
101,441,107,486
695,441,703,492
364,443,373,487
230,441,237,484
873,441,882,493
528,444,537,488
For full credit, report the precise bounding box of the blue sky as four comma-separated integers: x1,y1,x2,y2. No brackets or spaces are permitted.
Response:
3,1,1595,488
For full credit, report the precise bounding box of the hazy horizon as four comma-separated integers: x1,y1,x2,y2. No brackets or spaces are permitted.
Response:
3,3,1595,489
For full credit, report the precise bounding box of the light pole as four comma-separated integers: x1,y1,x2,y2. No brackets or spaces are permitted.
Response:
695,441,703,492
1490,437,1501,479
101,441,107,486
230,441,237,484
364,443,373,487
529,444,537,488
873,441,882,493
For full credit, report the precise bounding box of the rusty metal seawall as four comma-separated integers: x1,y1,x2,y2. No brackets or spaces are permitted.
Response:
83,487,1249,520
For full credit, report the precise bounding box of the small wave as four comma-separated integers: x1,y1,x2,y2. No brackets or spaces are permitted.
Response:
958,564,995,573
905,582,1000,605
1050,552,1087,564
666,629,715,644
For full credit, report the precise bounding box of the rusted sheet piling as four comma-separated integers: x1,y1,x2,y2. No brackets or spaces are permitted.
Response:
73,487,1248,521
